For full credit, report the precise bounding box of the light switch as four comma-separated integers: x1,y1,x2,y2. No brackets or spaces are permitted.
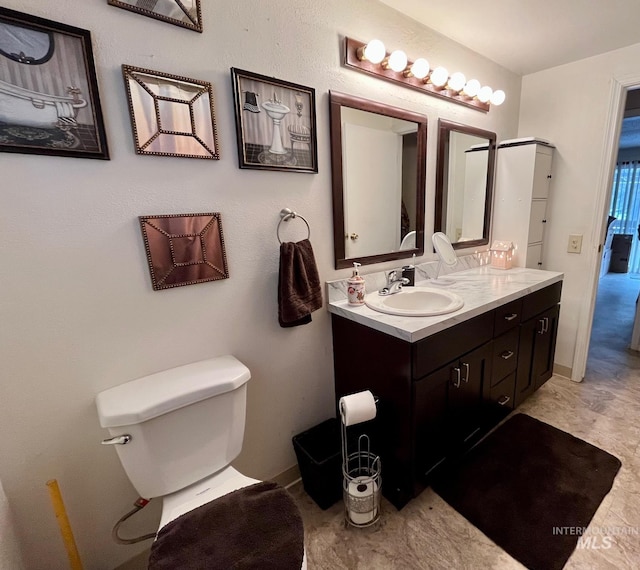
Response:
568,234,583,253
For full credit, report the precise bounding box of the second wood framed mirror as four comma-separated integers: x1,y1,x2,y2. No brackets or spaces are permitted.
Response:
435,119,496,250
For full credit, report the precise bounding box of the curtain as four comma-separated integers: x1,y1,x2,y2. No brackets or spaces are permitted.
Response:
609,161,640,274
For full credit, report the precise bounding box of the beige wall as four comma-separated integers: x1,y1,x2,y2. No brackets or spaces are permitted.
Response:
519,43,640,378
0,1,520,567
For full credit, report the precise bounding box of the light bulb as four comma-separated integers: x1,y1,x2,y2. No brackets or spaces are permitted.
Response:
360,39,386,64
386,50,408,72
477,86,493,103
408,58,430,79
430,66,448,87
447,72,466,92
462,79,480,97
490,89,506,106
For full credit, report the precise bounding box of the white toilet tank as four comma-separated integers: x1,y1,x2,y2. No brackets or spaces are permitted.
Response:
96,355,251,499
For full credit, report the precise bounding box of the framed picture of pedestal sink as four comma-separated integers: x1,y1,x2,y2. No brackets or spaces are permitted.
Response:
231,68,318,173
0,7,109,159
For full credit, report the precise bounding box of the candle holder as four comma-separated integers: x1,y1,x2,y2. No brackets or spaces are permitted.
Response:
490,240,515,269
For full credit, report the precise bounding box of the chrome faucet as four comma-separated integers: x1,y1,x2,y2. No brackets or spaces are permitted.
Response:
379,270,409,296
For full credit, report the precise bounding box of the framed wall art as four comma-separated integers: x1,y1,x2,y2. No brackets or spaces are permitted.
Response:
122,64,220,160
139,212,229,290
107,0,203,33
231,68,318,173
0,7,109,159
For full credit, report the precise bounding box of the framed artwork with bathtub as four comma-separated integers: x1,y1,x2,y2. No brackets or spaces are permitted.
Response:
0,7,110,160
231,68,318,173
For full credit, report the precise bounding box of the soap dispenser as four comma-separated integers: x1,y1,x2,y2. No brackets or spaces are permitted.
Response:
402,254,416,287
347,262,366,306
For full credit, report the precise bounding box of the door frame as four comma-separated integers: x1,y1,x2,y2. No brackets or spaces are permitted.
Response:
572,74,640,381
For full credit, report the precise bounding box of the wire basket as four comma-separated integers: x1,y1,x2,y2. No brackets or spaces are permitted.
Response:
342,435,381,527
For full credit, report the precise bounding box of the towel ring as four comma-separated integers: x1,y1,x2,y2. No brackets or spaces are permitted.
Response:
277,208,311,244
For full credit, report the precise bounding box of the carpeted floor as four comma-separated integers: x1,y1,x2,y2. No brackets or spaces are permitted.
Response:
290,273,640,569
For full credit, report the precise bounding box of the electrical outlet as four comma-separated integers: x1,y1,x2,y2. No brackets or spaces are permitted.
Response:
568,234,583,253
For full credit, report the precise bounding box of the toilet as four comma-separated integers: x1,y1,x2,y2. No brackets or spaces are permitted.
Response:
96,355,306,569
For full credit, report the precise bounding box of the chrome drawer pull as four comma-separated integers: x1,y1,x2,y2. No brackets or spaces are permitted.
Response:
497,395,511,406
504,313,518,321
452,367,461,388
500,350,515,360
461,362,470,383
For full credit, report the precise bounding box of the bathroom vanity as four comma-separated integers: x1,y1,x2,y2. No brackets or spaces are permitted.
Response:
328,266,563,508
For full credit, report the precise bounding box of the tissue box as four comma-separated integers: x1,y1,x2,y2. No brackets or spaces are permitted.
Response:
490,241,514,269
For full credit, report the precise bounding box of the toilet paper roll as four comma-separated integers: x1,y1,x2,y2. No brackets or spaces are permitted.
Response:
339,390,376,426
347,478,379,525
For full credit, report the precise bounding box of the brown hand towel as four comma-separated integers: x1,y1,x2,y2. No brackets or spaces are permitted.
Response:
278,238,323,327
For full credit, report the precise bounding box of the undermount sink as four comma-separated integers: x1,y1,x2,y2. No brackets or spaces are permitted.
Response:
364,286,464,317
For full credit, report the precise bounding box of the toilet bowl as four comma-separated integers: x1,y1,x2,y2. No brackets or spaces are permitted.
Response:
96,356,306,568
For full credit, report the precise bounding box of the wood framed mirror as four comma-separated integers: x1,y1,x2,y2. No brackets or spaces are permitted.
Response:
122,65,219,160
329,91,427,269
108,0,202,32
435,119,496,250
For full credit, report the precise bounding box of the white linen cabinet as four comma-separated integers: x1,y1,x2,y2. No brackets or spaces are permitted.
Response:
492,139,555,268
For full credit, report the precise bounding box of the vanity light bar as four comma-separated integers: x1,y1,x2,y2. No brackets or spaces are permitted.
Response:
344,37,506,113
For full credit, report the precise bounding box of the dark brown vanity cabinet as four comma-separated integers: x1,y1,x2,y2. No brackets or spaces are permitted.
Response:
331,281,562,509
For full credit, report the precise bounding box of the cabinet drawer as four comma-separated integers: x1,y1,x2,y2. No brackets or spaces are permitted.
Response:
522,281,562,320
493,298,523,336
413,311,494,379
491,328,519,386
489,372,515,411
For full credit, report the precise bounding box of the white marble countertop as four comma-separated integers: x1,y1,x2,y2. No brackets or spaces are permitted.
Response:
327,266,564,343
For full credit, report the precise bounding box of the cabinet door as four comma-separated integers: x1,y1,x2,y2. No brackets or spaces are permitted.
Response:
448,343,492,447
515,304,560,406
526,243,543,269
532,150,553,199
515,314,538,406
532,304,560,390
528,200,548,244
413,366,449,484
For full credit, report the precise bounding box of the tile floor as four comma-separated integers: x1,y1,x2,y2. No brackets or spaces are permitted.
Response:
290,273,640,569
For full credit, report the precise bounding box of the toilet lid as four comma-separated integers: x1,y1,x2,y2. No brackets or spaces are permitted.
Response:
148,481,304,570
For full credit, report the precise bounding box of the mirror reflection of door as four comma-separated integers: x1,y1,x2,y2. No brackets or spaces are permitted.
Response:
343,122,401,258
341,107,417,259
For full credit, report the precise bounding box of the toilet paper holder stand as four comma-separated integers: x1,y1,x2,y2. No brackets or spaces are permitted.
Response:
340,394,381,528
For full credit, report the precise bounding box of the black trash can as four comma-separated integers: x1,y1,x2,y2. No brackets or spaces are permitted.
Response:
292,418,342,510
610,233,633,273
